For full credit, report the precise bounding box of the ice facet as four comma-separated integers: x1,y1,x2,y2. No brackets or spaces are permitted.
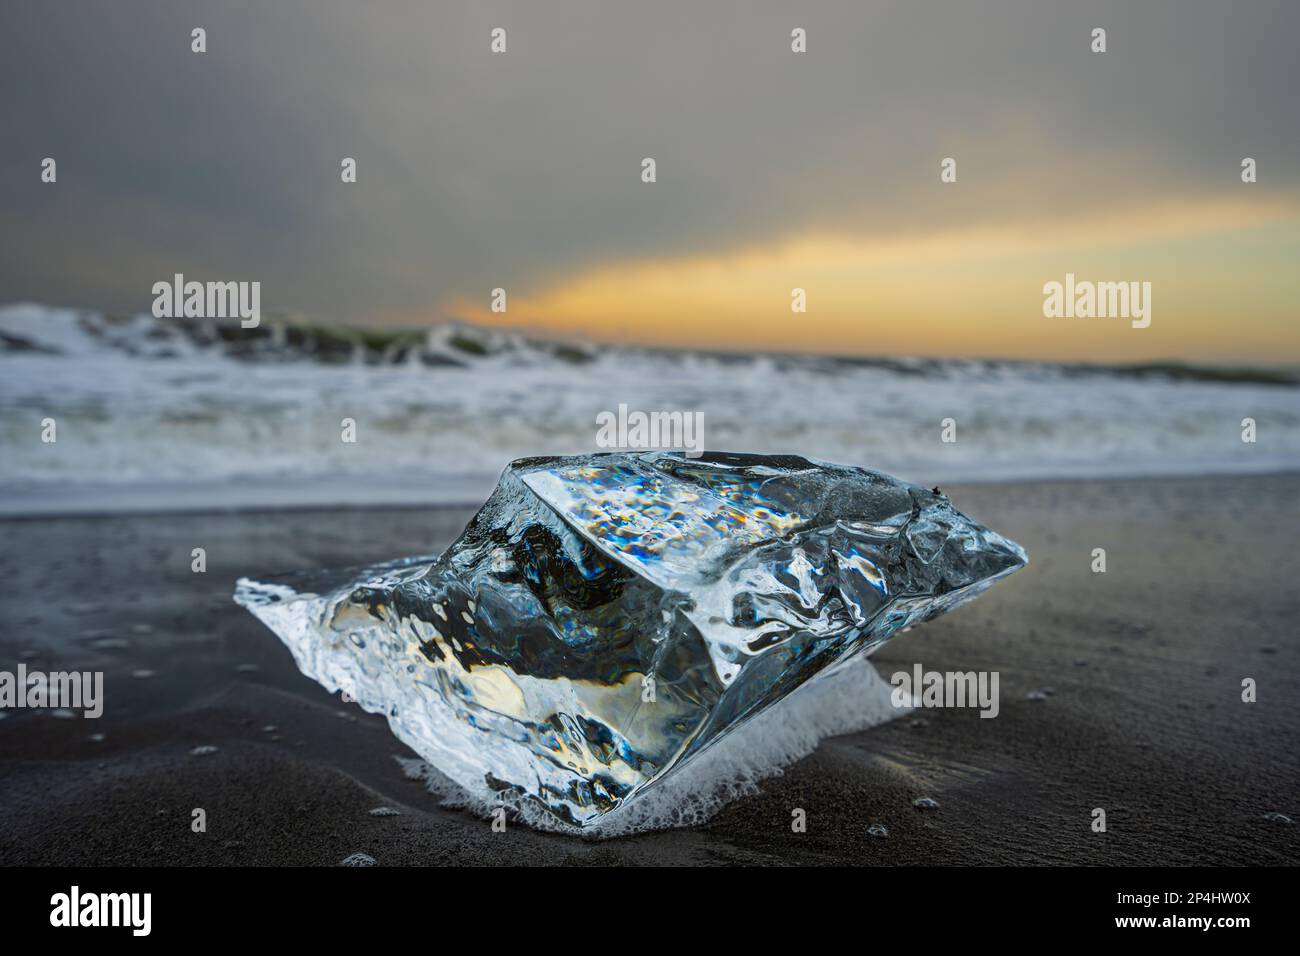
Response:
234,452,1026,827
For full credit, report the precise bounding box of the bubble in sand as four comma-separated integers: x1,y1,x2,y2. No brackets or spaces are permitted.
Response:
341,852,376,866
913,797,940,810
867,824,889,838
190,745,219,756
1263,812,1293,825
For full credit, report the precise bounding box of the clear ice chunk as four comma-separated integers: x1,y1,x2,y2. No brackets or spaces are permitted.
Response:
234,452,1026,827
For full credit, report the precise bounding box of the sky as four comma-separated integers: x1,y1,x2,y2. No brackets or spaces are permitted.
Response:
1,0,1297,363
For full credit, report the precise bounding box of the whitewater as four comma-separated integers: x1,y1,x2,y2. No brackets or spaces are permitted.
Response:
1,303,1297,515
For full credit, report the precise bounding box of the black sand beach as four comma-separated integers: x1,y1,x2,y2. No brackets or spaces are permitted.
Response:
1,474,1297,866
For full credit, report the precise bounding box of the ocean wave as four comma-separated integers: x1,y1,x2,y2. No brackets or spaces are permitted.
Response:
2,303,1297,514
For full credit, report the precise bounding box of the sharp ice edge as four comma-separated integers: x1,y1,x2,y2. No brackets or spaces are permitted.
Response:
234,451,1027,829
394,655,905,837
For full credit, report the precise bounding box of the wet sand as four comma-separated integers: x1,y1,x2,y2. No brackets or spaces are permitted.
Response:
1,474,1297,865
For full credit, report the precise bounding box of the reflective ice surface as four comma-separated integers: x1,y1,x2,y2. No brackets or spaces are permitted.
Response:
235,452,1026,827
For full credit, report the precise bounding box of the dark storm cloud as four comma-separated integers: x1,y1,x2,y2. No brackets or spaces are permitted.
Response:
1,0,1296,323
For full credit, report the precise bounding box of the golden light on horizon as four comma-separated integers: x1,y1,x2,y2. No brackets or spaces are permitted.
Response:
439,197,1300,365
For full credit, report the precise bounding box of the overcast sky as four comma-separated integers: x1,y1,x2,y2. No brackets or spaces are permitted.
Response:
2,0,1296,361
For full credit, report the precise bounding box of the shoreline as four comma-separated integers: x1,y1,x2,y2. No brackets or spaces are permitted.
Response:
3,464,1298,520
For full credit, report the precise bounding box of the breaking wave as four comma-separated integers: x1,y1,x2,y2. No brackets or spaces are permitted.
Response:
2,302,1297,514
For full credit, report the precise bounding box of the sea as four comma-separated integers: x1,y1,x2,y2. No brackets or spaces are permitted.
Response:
2,302,1297,515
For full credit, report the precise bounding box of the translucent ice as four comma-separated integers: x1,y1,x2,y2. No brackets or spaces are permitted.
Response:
235,452,1026,827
